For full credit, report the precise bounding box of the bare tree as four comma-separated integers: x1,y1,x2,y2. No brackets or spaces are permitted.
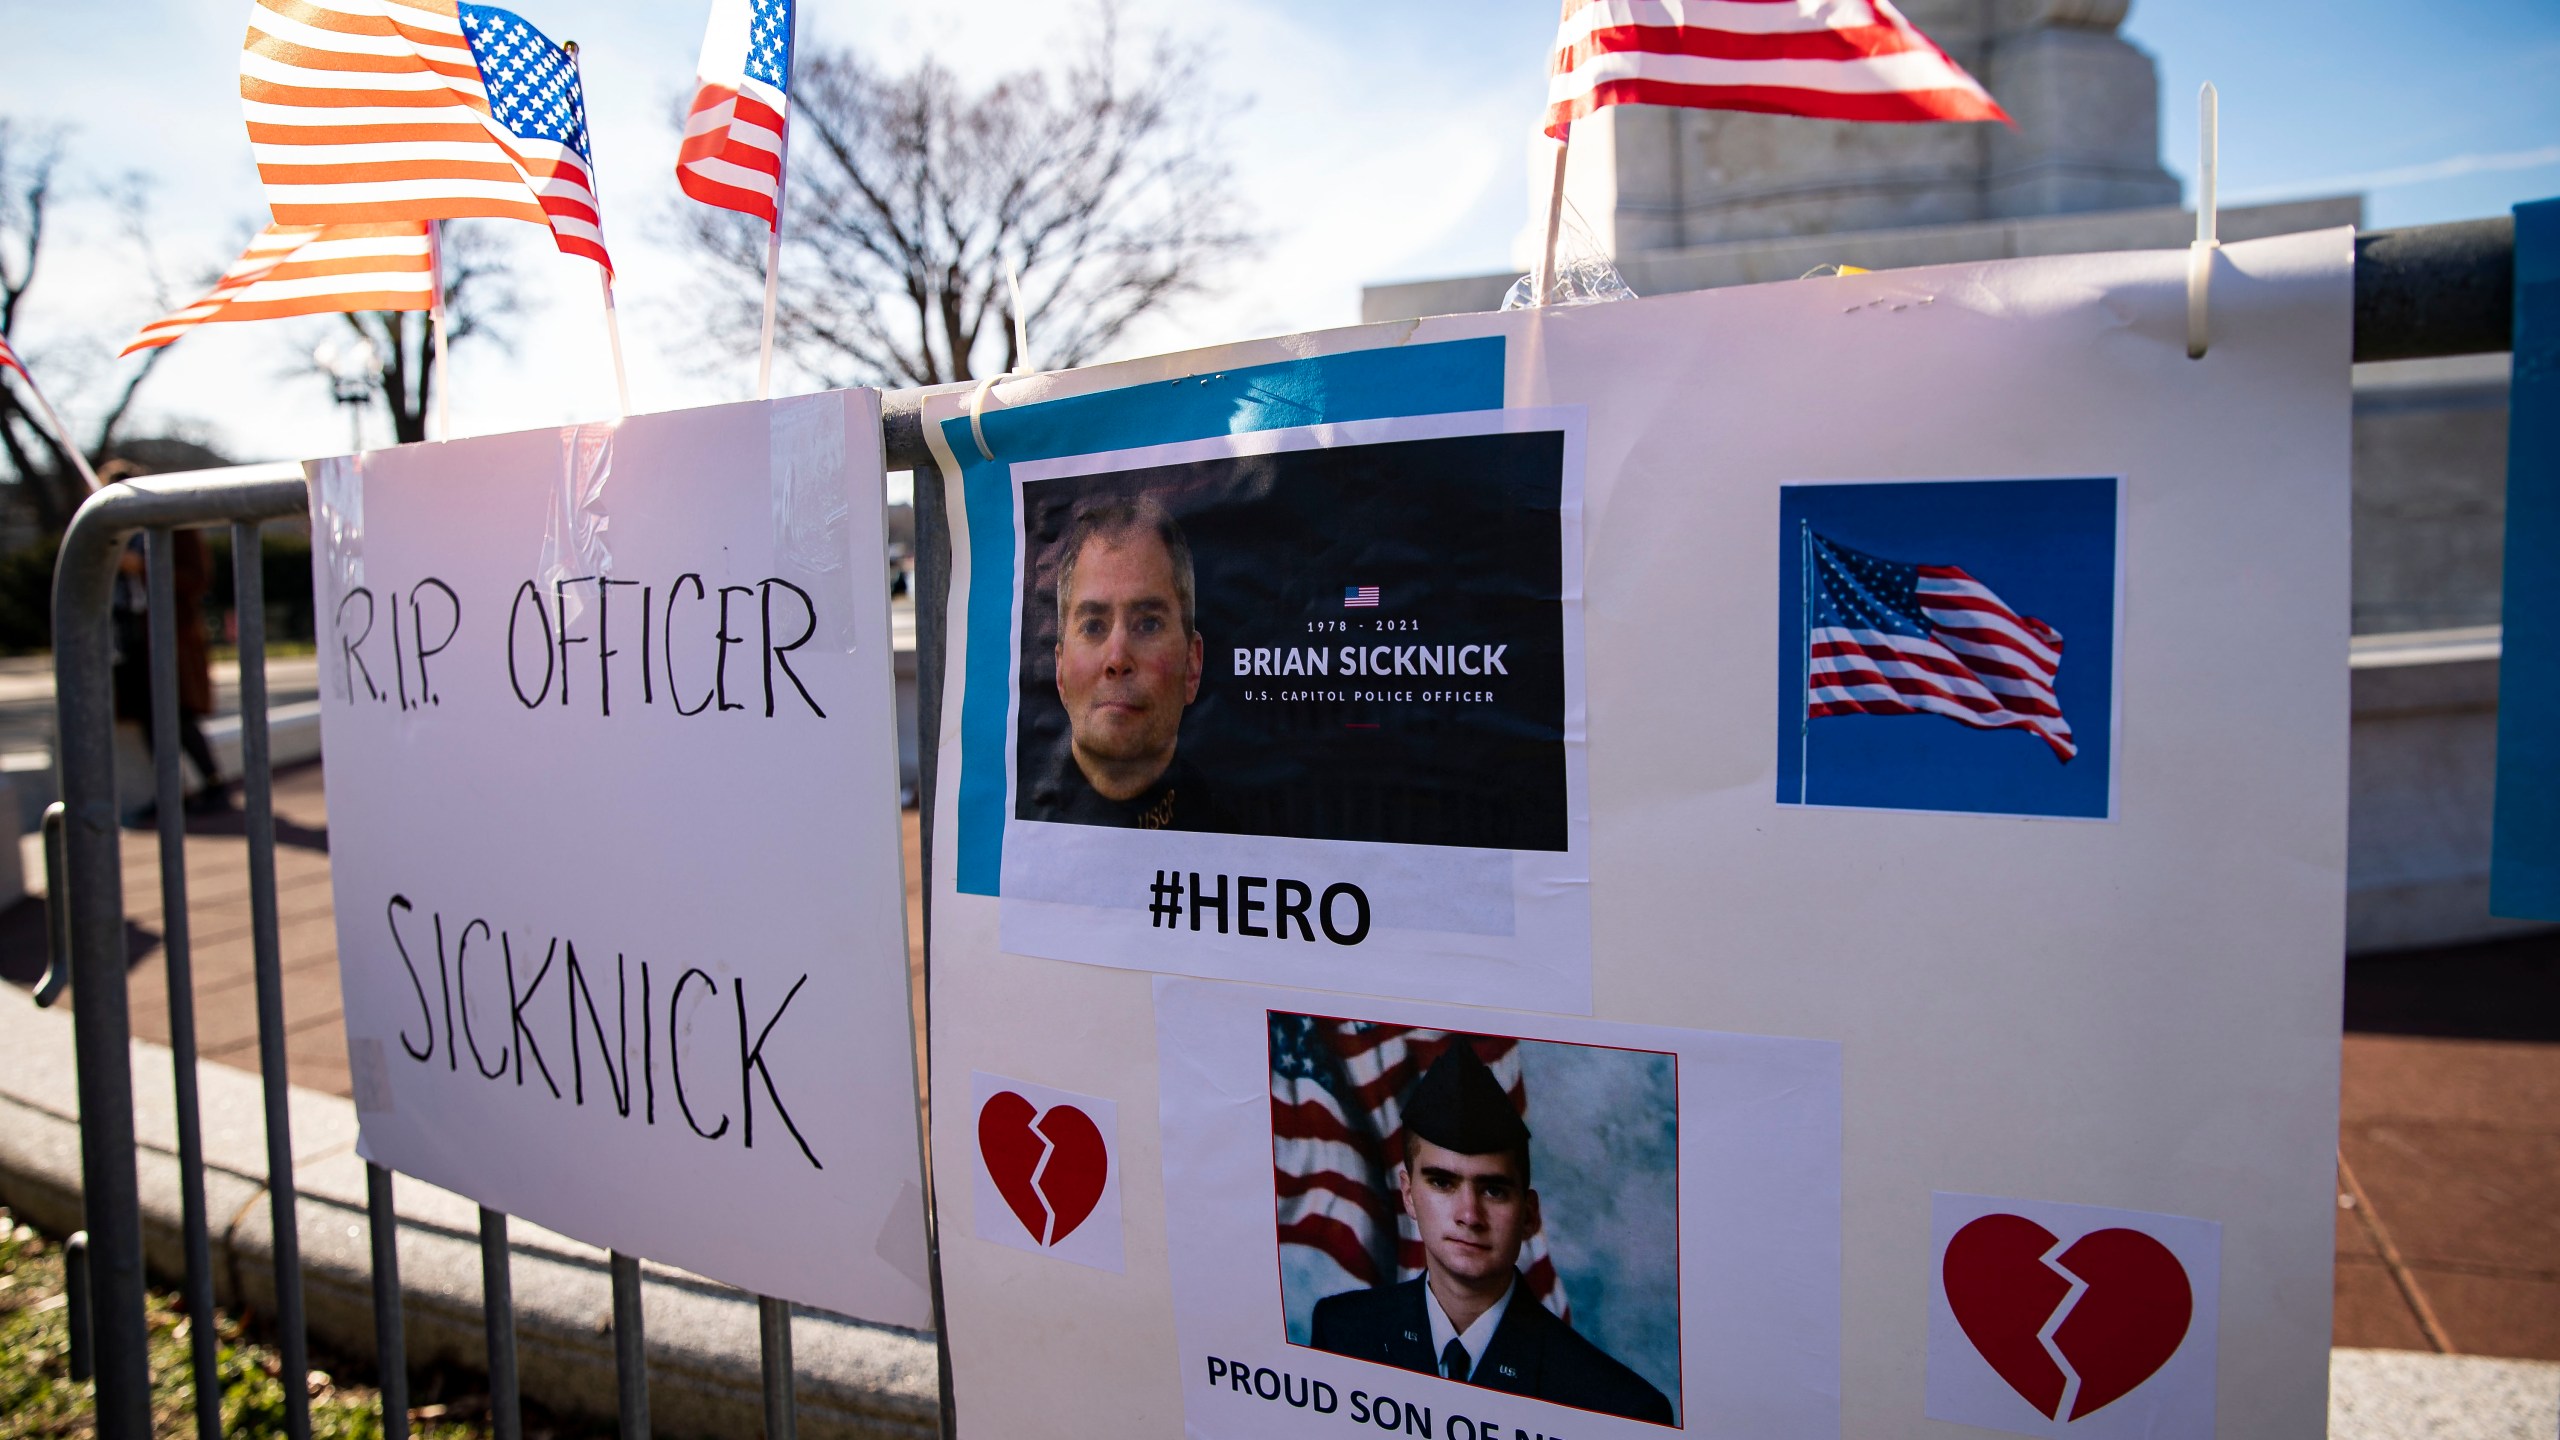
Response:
89,172,182,456
0,121,89,532
325,223,522,444
683,1,1255,388
0,123,195,532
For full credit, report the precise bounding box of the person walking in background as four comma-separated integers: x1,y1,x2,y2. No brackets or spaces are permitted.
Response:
104,460,227,820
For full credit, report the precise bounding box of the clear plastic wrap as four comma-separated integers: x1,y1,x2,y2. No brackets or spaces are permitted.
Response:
539,421,616,626
1503,200,1637,311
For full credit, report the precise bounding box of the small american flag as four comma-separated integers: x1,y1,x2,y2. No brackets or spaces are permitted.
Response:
456,4,612,271
239,0,610,271
1544,0,2006,139
1806,531,2074,760
1343,585,1381,608
1271,1018,1569,1323
676,0,794,228
0,334,100,491
123,223,433,356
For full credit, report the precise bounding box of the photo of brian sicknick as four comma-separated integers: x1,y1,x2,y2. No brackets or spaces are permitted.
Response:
1023,496,1227,831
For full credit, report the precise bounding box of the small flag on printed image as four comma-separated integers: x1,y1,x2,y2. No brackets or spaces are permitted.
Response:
1343,585,1381,608
1270,1019,1570,1324
0,334,25,381
123,223,433,356
1805,531,2074,760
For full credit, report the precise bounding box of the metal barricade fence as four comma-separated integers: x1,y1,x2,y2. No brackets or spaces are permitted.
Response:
32,218,2516,1440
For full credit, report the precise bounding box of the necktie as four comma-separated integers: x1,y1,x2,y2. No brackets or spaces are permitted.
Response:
1441,1338,1472,1383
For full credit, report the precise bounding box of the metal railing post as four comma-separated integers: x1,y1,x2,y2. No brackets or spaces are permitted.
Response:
234,518,312,1440
53,485,156,1439
35,801,68,1007
145,529,224,1440
882,390,959,1440
63,1229,92,1383
2353,217,2516,362
368,1163,410,1440
610,1253,649,1437
481,1208,522,1440
759,1295,797,1440
50,469,307,1440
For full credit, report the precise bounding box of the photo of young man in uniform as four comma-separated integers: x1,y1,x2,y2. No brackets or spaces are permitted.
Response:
1308,1041,1675,1425
1023,497,1225,829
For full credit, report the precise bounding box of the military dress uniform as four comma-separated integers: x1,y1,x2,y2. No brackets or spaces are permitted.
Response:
1310,1273,1672,1425
1307,1041,1675,1426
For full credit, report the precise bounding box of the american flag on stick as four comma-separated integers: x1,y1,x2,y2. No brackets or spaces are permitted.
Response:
0,334,101,491
240,0,612,271
1270,1018,1570,1324
676,0,795,227
122,223,432,356
1543,0,2007,137
1804,529,2075,760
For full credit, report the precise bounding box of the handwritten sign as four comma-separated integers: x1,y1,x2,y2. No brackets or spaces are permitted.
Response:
312,394,930,1323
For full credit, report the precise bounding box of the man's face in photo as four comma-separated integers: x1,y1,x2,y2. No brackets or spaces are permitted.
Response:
1400,1137,1539,1288
1055,530,1203,794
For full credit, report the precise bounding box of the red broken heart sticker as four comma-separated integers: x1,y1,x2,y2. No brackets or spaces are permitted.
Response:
976,1091,1110,1246
1943,1214,2193,1421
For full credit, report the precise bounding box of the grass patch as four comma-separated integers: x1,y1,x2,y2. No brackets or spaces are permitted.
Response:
0,1207,490,1439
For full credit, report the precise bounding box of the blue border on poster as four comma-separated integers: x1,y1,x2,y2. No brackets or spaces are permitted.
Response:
944,338,1508,896
2492,198,2560,919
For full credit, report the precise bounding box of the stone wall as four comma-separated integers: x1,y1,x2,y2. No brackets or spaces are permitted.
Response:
2352,356,2510,635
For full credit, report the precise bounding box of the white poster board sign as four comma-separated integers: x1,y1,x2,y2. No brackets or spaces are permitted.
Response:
313,393,931,1324
924,231,2351,1437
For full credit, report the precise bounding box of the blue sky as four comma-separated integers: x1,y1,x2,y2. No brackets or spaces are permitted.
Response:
0,0,2552,467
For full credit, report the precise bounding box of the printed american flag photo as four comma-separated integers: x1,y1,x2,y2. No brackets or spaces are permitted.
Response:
1805,533,2074,761
1778,477,2119,819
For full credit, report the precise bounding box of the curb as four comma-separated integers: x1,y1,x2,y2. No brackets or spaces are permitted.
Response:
0,991,938,1438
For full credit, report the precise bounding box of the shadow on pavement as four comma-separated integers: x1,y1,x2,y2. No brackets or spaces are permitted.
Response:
161,797,330,854
0,898,162,987
2346,929,2560,1043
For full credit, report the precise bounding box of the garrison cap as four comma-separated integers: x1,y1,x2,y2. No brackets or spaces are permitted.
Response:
1402,1038,1530,1156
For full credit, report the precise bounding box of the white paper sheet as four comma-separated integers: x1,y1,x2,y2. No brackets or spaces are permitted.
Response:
926,230,2352,1438
313,394,931,1323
